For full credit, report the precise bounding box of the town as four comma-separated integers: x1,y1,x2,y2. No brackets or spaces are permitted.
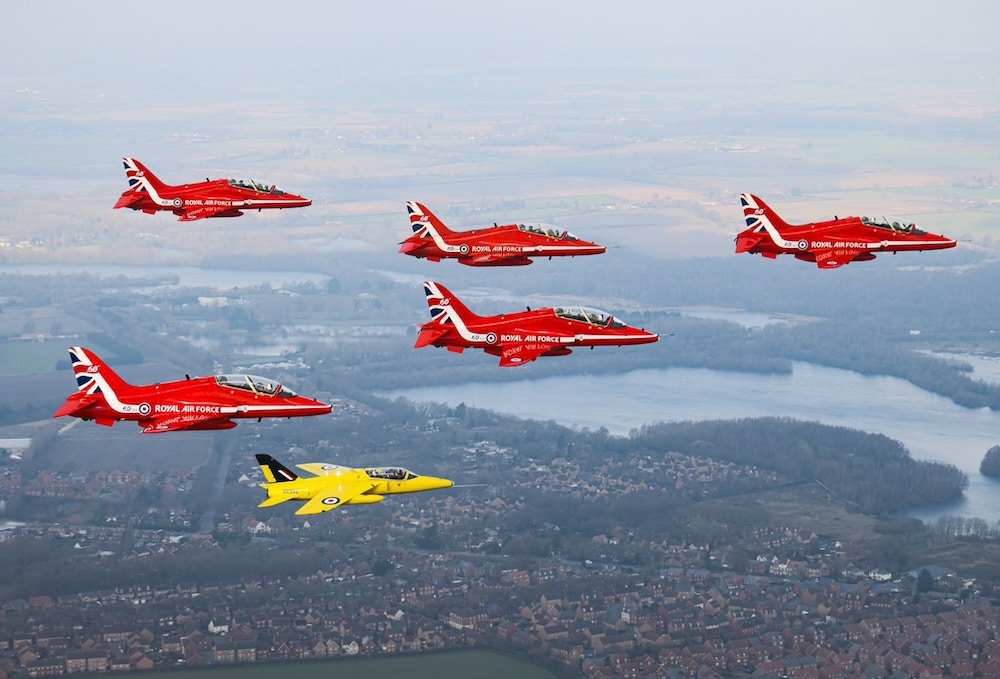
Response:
2,402,999,678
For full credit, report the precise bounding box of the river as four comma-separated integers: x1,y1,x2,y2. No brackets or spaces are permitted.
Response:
382,362,1000,523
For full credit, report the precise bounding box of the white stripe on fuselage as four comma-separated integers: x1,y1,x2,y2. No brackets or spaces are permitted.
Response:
81,373,313,417
128,167,300,211
415,221,461,255
749,207,949,252
131,174,175,208
81,373,146,414
753,213,800,250
427,293,647,347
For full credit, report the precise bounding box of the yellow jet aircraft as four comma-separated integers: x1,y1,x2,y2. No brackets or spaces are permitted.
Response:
255,453,454,515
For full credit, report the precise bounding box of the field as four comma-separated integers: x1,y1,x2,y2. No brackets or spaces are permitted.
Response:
0,341,66,376
1,76,997,267
708,483,1000,579
137,650,556,679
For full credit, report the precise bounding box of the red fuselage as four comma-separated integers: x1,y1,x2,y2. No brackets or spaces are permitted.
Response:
402,202,606,266
736,194,957,269
416,282,657,366
56,373,331,433
400,223,606,266
113,158,311,222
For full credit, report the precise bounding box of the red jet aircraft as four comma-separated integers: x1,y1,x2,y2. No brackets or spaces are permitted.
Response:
113,157,311,222
399,202,606,266
736,193,957,269
414,282,658,366
53,347,332,433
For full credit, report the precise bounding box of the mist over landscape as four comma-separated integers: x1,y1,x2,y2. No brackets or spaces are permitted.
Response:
1,2,1000,678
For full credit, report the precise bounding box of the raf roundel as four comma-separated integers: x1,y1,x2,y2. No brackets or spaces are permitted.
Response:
459,244,470,255
796,239,809,251
322,497,341,506
172,197,183,208
486,332,498,344
138,403,151,416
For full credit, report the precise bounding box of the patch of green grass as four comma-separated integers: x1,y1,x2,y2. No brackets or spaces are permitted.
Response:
138,651,557,679
0,341,67,376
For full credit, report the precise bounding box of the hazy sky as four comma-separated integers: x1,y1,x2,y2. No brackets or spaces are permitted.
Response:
4,1,998,103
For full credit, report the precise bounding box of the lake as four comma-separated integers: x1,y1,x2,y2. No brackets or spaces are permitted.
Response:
383,362,1000,523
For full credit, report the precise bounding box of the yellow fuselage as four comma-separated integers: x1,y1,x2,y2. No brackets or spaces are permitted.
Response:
261,467,453,507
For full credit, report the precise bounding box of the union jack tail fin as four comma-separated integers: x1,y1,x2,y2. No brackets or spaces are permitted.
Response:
114,157,171,209
67,346,133,395
53,347,135,421
740,193,792,233
421,281,482,323
406,202,456,237
256,454,298,484
415,281,483,348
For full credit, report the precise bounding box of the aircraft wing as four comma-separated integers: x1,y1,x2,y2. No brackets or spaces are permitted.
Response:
465,252,531,266
296,462,344,477
140,415,238,434
498,342,565,367
177,205,243,222
813,247,872,269
295,479,377,515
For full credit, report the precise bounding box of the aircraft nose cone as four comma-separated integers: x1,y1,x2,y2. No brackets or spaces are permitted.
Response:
303,399,333,415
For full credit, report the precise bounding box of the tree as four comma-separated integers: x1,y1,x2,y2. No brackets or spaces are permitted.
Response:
916,568,934,594
372,559,393,577
980,445,1000,477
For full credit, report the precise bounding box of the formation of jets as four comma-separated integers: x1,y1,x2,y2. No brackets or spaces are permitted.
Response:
113,157,311,222
47,158,958,519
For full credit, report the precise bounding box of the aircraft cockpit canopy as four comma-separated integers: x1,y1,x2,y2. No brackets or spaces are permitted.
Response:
861,216,926,235
517,223,579,240
554,306,627,329
365,467,415,481
215,374,298,397
227,178,287,195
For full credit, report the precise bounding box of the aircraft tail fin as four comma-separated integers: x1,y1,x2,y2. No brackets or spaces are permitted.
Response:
407,201,455,237
740,193,793,233
115,157,171,209
67,346,134,395
421,281,483,326
54,347,134,421
256,453,299,484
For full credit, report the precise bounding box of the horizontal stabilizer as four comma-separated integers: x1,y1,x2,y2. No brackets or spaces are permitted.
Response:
414,326,449,349
258,495,290,508
52,393,102,419
113,193,144,210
